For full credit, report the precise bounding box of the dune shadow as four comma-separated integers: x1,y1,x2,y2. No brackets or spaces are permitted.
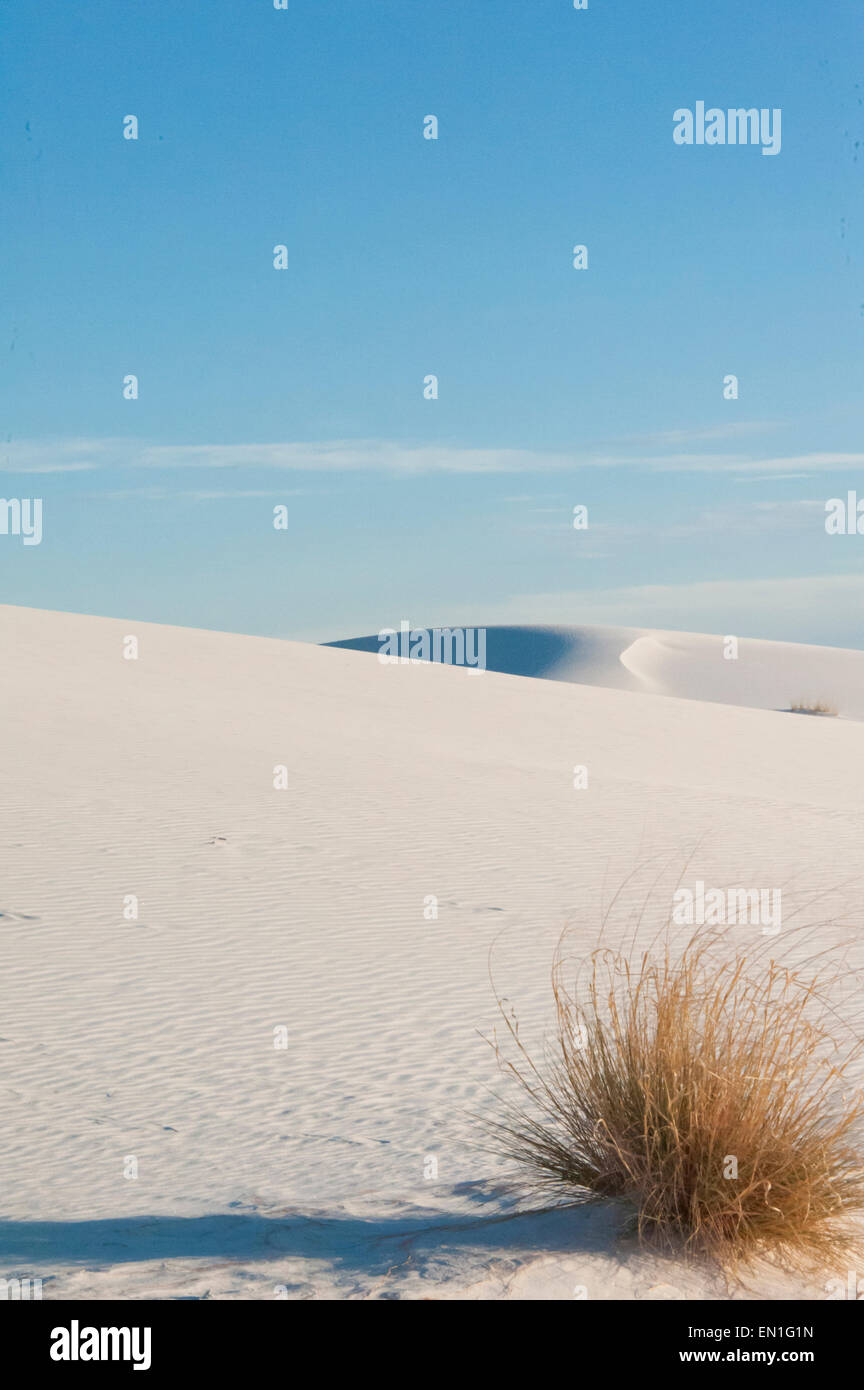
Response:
325,626,581,681
0,1200,619,1277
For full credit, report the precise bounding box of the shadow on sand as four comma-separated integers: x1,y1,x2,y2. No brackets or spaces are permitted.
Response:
325,626,582,680
0,1197,620,1277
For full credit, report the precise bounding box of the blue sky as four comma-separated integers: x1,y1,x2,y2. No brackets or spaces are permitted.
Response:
2,0,863,644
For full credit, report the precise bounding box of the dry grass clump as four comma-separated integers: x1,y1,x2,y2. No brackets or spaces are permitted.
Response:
483,927,864,1272
789,699,838,716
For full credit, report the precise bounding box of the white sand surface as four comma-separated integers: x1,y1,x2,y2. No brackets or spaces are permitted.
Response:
2,604,863,1300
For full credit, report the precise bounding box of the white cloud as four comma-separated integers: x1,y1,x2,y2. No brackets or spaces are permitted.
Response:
4,436,864,478
135,440,581,473
96,487,311,502
596,421,780,447
132,443,864,476
441,575,864,647
0,438,133,473
653,452,864,475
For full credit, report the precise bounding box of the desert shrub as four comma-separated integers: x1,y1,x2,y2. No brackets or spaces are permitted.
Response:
482,924,864,1271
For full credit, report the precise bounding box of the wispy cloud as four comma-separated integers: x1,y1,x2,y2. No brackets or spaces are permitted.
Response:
136,441,583,474
620,452,864,475
4,436,864,477
593,421,781,448
648,499,826,536
0,437,577,475
95,488,312,502
442,574,864,647
0,438,119,473
507,498,826,542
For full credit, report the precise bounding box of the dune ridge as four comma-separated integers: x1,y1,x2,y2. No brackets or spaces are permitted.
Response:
327,624,864,719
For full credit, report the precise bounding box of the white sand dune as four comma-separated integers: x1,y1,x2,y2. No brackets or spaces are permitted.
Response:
328,624,864,719
2,604,864,1300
